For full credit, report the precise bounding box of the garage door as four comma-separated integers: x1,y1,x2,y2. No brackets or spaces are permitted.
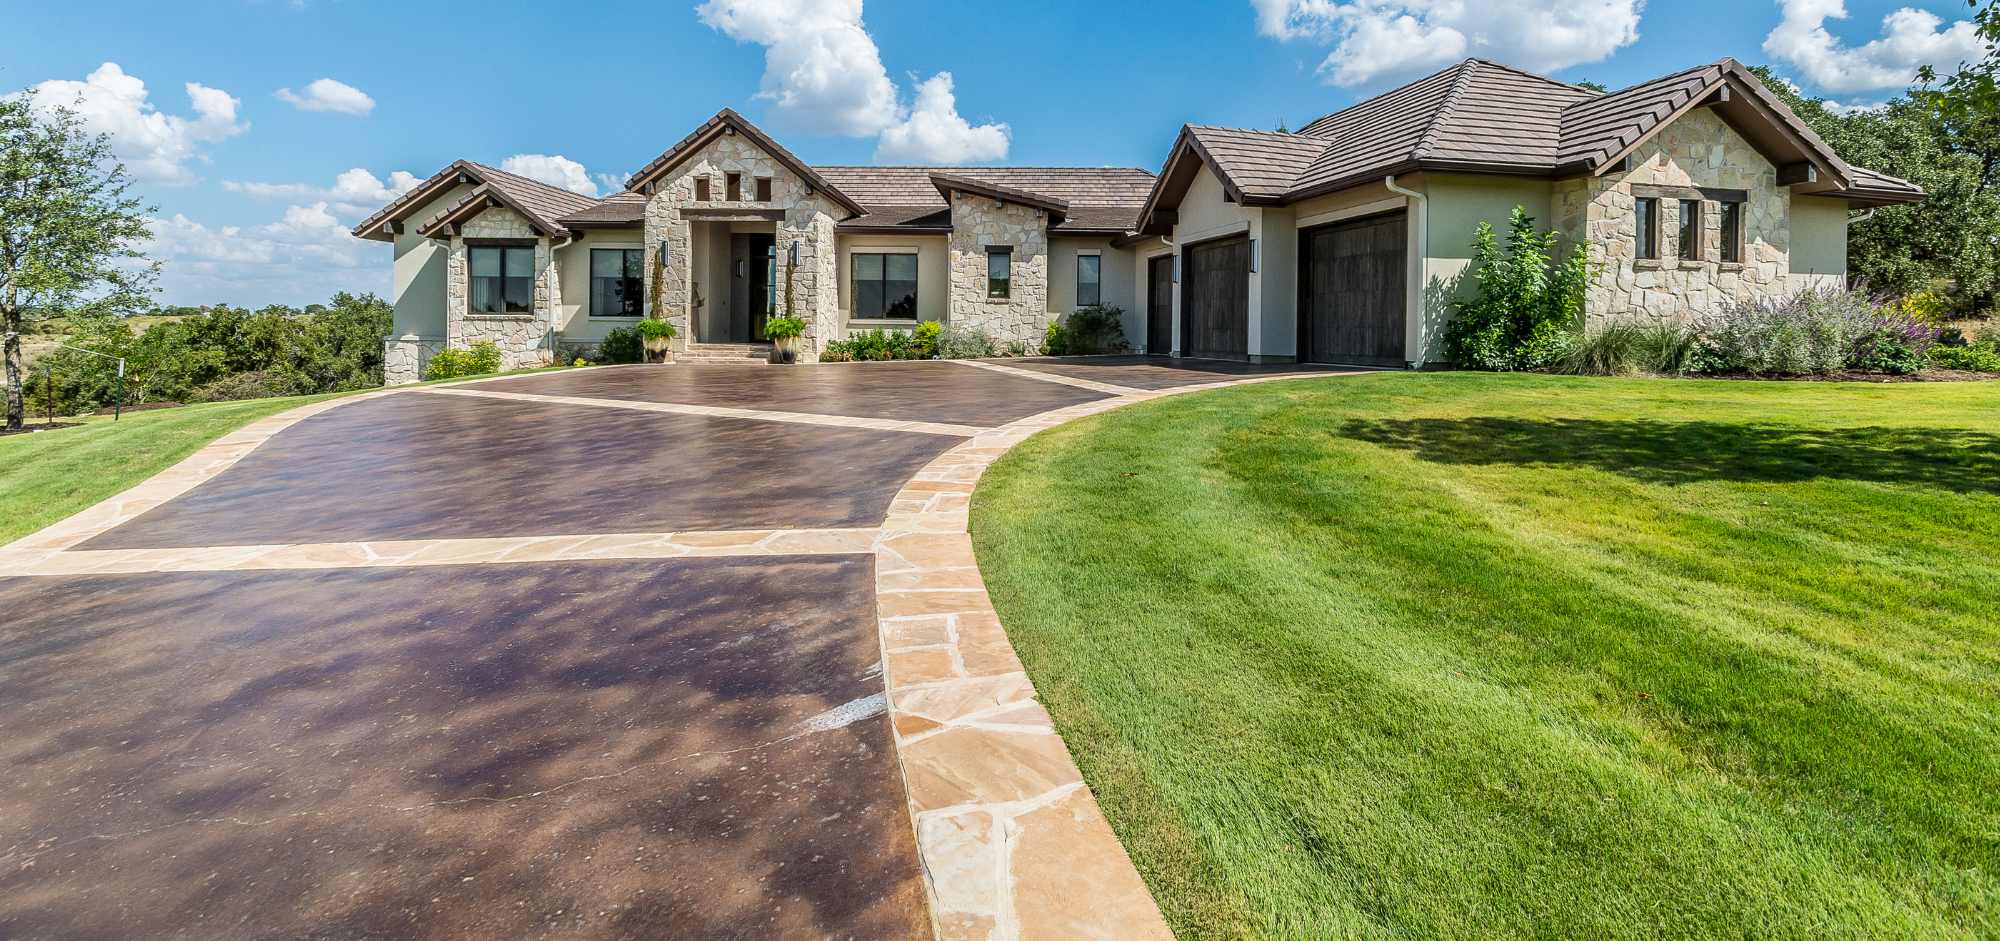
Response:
1181,236,1250,360
1300,211,1406,366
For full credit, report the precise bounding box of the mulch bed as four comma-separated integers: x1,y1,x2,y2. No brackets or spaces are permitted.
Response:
0,421,83,437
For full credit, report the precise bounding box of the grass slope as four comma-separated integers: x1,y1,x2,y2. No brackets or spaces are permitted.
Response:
971,373,1999,939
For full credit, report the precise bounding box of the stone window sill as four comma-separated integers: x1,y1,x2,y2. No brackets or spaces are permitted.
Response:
984,297,1013,304
847,318,922,328
465,313,538,320
1678,261,1706,270
1717,262,1745,272
1634,259,1664,270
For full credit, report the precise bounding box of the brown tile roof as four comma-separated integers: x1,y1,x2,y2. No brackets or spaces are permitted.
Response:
350,159,597,240
1181,126,1330,200
1556,63,1721,170
1835,166,1926,205
813,166,1155,233
835,207,954,232
623,109,868,216
557,192,647,226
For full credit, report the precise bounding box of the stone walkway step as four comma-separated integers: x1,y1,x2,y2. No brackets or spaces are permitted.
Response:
681,342,774,365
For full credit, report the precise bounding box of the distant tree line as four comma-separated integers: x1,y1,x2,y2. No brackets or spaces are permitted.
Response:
27,292,392,417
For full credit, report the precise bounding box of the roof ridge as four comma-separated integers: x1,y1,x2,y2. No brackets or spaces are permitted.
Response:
1462,57,1604,95
1296,59,1467,137
1412,60,1480,159
813,164,1156,172
1568,60,1725,110
462,161,596,204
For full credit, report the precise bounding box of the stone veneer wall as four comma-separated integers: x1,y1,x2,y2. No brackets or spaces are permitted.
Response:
382,334,444,385
641,134,842,362
1555,108,1794,321
444,207,556,370
946,197,1050,345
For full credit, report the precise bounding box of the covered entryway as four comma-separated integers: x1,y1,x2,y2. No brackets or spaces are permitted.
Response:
1147,255,1174,354
1299,211,1407,367
1180,235,1250,360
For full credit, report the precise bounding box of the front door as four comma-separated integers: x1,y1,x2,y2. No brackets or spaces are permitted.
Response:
1147,255,1174,355
730,233,778,343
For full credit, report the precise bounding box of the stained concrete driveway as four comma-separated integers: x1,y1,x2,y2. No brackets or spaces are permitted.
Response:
1,357,1328,939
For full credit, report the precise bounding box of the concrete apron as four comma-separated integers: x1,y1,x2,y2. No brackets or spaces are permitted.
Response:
1,362,1363,940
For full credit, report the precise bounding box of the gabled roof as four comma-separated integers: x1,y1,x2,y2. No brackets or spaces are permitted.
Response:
1134,56,1920,225
623,108,868,217
557,191,647,227
928,171,1069,219
1834,166,1927,207
813,166,1155,234
350,160,598,241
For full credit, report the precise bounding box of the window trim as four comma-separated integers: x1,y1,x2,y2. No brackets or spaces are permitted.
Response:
1719,200,1745,263
753,176,773,202
725,172,742,201
850,251,920,319
1076,252,1101,307
466,241,537,315
986,246,1013,300
1678,198,1703,261
588,246,645,319
1635,197,1661,260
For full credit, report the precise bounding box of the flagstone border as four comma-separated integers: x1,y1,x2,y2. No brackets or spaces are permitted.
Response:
872,368,1364,940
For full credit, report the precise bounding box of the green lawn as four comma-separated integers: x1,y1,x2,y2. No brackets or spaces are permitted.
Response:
970,372,1999,939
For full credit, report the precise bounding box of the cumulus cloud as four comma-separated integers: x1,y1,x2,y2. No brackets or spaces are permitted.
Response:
274,78,375,115
499,154,599,196
875,73,1010,163
698,0,1009,162
593,171,631,195
1762,0,1984,94
224,167,421,219
145,201,386,304
1250,0,1643,86
22,62,245,184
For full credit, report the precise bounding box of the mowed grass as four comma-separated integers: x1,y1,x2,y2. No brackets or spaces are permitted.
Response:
970,372,1999,939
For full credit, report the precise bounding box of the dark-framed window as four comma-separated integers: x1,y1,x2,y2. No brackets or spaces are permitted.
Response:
1720,200,1745,263
1678,199,1703,260
852,252,918,319
754,176,773,201
1076,253,1101,306
694,176,711,201
590,248,644,318
987,247,1012,299
1635,197,1660,260
725,172,742,201
469,244,535,314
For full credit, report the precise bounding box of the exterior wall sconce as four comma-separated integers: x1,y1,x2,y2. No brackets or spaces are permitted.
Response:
657,240,670,267
788,242,800,266
1249,238,1258,273
1172,254,1180,283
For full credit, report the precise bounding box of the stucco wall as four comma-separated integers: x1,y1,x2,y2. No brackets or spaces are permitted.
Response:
553,229,644,344
1415,173,1556,363
1556,107,1795,320
947,196,1050,345
641,132,844,360
836,233,949,330
383,182,472,384
1126,239,1175,353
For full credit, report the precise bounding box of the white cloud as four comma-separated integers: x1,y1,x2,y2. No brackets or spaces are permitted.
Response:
593,171,631,194
1762,0,1984,94
145,201,386,305
1250,0,1643,87
499,154,599,196
224,167,421,219
273,78,375,116
698,0,1009,161
22,62,246,184
875,73,1010,163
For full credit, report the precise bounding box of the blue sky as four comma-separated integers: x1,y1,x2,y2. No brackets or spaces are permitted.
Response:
2,0,1985,307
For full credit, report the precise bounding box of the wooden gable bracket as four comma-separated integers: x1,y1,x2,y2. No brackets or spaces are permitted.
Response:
1777,162,1819,185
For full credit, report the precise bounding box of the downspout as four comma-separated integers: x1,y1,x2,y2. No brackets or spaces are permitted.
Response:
1848,208,1877,223
1383,175,1426,369
548,234,575,364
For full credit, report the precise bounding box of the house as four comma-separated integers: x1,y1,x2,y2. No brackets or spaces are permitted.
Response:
355,57,1921,383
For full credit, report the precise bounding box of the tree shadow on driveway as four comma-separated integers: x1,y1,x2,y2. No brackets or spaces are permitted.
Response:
1337,417,2000,494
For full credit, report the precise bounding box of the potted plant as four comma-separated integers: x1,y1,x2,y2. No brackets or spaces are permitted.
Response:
637,317,677,363
764,316,807,364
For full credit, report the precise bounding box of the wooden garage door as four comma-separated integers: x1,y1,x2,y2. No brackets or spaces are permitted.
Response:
1181,236,1250,360
1300,211,1406,366
1147,255,1174,354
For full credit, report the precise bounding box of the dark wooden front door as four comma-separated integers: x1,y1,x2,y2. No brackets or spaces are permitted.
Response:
1181,236,1250,360
1300,211,1406,366
1147,255,1174,354
729,233,777,342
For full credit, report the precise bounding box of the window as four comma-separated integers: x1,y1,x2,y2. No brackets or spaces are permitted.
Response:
852,253,918,319
590,248,644,317
469,245,535,314
1076,253,1101,306
693,176,710,201
725,172,742,201
987,247,1012,299
1678,199,1703,260
1720,200,1745,263
1635,197,1660,260
754,176,772,201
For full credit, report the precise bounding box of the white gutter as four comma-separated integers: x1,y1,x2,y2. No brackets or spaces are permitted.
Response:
1383,174,1426,368
1848,208,1877,223
547,233,576,362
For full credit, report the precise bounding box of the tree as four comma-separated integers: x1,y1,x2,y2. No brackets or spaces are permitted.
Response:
0,92,155,430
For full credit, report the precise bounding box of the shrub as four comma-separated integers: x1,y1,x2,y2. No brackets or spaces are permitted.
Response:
1705,288,1878,375
1893,287,1954,324
423,341,503,380
1853,332,1927,374
636,318,677,340
1044,320,1071,356
913,320,941,358
1557,318,1706,376
1065,306,1128,354
1444,207,1587,371
600,327,643,364
1928,339,2000,372
936,324,1000,359
186,368,314,403
763,316,806,341
823,328,924,362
